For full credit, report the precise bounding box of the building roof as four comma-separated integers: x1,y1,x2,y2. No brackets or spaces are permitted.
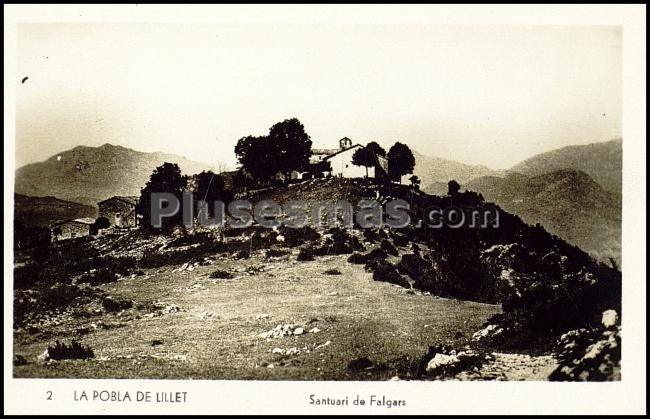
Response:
50,217,96,228
322,144,363,161
98,196,139,206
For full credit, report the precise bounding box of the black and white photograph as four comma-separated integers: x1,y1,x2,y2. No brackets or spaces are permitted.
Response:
4,4,646,415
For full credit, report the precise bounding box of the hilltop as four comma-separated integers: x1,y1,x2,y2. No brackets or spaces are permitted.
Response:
15,144,216,206
510,138,622,196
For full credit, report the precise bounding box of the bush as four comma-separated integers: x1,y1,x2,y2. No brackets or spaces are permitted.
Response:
313,228,364,256
389,232,410,247
46,340,94,360
101,296,133,313
380,239,399,256
297,246,315,261
209,270,233,279
266,248,290,258
279,226,320,247
347,248,387,265
323,268,342,275
372,262,410,288
77,268,118,285
347,357,374,371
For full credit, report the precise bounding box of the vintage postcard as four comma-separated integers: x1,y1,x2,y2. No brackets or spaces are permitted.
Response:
4,4,646,415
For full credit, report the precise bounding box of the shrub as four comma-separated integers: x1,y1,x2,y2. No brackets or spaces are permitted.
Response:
297,246,315,262
347,357,374,371
101,296,133,313
372,262,410,288
380,239,399,256
266,248,290,259
347,248,387,265
77,268,118,285
314,228,364,256
323,268,342,275
279,226,320,247
209,270,233,279
390,232,410,247
46,340,94,360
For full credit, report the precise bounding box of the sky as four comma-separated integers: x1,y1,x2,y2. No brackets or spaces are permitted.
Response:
16,23,622,170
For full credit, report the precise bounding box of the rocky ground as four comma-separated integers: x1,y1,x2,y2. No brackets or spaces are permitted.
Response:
13,241,563,381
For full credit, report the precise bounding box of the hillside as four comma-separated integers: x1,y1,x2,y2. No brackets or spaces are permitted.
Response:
15,144,216,206
510,138,622,196
412,150,494,191
465,170,621,263
13,177,620,380
14,193,97,227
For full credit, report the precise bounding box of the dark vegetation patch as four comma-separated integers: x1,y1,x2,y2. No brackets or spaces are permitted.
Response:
13,354,28,366
278,226,321,248
296,246,315,262
266,248,290,259
347,357,375,371
209,270,233,279
101,296,133,313
347,248,387,265
323,268,342,275
46,340,94,360
380,239,399,256
372,262,411,288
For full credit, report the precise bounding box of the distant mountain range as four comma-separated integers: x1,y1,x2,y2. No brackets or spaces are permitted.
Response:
465,170,620,263
510,138,622,196
15,144,216,206
461,138,622,263
14,194,97,228
14,139,622,264
412,150,494,190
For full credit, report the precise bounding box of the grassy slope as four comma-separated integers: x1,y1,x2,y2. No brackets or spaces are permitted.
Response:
13,251,498,380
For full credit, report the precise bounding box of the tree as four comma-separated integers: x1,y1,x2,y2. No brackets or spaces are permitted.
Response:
351,147,373,177
351,142,387,178
90,216,110,235
365,141,387,158
268,118,313,180
387,142,415,183
192,171,233,217
137,162,188,233
235,135,276,182
448,180,461,196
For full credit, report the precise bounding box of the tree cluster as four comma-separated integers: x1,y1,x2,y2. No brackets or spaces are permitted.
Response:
235,118,313,183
